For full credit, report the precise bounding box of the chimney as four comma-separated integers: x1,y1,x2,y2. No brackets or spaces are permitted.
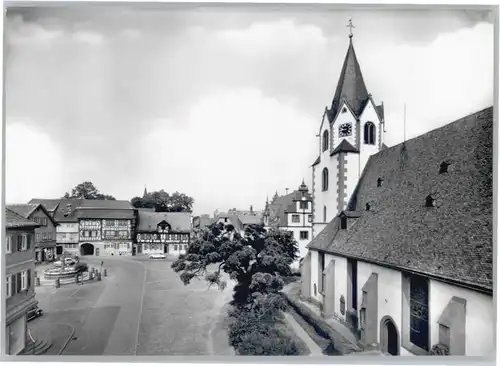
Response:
285,188,289,195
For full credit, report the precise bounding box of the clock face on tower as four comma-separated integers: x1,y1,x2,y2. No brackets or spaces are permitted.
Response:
339,123,352,137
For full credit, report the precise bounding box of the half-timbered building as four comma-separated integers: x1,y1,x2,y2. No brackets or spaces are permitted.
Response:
135,210,191,256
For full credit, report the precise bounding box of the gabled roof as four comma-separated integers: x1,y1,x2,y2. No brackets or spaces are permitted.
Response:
52,199,83,222
28,198,61,213
5,208,40,229
77,209,135,220
331,139,359,156
309,106,494,292
137,211,191,233
238,214,262,226
78,199,134,210
7,203,59,226
328,38,370,121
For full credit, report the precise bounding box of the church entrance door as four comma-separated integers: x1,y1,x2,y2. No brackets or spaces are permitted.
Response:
380,316,399,355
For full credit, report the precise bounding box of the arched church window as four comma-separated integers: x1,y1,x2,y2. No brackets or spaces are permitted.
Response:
322,168,329,191
322,130,329,152
364,122,376,145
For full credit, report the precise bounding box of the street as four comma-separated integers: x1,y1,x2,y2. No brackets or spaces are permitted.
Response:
28,256,235,356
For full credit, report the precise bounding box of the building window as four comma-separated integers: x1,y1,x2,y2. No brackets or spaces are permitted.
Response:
292,214,300,223
308,215,312,223
174,244,178,250
364,122,376,145
6,236,12,253
377,177,384,187
184,244,188,250
21,271,27,291
300,231,309,240
409,275,430,351
322,168,329,191
20,235,28,251
299,201,308,210
365,203,371,211
43,217,47,226
322,130,329,152
340,216,347,230
319,252,325,293
6,276,12,298
323,206,327,222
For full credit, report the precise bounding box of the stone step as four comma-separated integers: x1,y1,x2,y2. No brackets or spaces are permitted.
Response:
19,339,53,355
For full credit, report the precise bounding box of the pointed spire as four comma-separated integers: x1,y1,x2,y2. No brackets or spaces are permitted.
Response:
329,20,369,120
143,185,148,198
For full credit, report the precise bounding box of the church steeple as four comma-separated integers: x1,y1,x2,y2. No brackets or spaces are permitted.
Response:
328,19,369,121
143,185,148,198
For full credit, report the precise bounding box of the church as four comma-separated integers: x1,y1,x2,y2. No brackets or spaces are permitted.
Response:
301,25,494,357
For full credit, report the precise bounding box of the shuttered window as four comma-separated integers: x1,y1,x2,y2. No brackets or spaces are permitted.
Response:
16,273,22,293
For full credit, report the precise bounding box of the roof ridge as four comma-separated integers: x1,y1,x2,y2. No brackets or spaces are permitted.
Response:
380,106,493,154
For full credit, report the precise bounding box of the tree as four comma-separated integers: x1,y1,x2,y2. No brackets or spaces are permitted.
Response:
171,223,301,355
130,190,194,212
63,181,116,200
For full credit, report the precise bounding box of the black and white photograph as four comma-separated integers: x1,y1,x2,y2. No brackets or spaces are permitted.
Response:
1,1,496,359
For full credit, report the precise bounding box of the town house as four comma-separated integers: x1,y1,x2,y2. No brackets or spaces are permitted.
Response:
5,208,39,355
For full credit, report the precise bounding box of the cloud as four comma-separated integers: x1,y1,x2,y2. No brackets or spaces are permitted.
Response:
138,88,317,214
72,30,105,45
359,22,493,144
6,121,65,203
6,15,64,45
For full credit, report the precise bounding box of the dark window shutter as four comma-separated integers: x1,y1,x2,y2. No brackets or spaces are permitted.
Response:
17,235,22,251
11,275,15,295
27,269,31,289
11,235,17,252
16,273,22,293
27,235,31,249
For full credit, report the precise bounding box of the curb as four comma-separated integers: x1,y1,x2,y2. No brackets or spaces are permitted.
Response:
57,324,76,355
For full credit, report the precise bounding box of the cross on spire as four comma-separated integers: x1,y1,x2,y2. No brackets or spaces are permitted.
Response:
346,18,355,38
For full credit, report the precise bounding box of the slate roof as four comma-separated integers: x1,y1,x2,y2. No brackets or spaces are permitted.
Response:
331,140,360,156
77,209,136,220
7,204,39,218
78,199,134,210
51,199,84,222
327,38,370,121
137,211,191,233
266,185,312,227
5,208,40,229
7,203,59,226
29,199,61,213
238,214,263,226
309,106,493,292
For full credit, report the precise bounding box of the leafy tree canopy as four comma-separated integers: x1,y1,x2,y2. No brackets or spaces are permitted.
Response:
131,190,194,213
171,222,298,309
63,181,116,200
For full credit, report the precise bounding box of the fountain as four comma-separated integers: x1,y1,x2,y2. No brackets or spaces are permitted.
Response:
43,253,88,283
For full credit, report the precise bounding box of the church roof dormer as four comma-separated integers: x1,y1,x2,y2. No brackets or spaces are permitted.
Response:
328,20,369,122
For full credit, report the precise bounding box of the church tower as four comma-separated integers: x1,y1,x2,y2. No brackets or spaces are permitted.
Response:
311,20,385,238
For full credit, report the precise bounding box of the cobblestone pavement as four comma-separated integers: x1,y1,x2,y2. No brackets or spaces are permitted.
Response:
29,255,234,356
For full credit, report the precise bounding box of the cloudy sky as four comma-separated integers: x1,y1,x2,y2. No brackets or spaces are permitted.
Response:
4,3,494,216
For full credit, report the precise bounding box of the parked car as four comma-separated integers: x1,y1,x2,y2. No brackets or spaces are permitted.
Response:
149,253,166,260
53,257,78,267
27,305,43,322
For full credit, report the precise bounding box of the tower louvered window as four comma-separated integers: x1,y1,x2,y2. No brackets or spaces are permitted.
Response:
364,122,376,145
